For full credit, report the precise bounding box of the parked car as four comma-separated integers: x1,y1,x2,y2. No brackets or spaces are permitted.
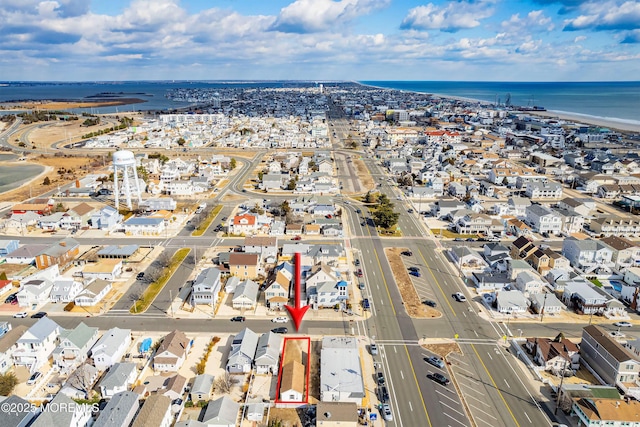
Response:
376,372,385,385
408,266,420,272
356,209,362,214
271,327,288,334
13,312,28,318
27,372,42,385
378,386,389,403
407,208,414,213
370,343,378,355
221,216,227,221
361,221,366,226
271,317,288,323
425,356,445,369
362,298,371,310
354,259,360,266
381,403,393,421
136,272,145,280
401,250,413,256
356,269,363,277
409,270,421,277
422,300,437,307
230,316,246,322
614,321,633,328
31,312,47,319
452,292,467,302
428,372,450,385
454,238,464,241
358,282,365,290
292,236,302,241
4,294,17,304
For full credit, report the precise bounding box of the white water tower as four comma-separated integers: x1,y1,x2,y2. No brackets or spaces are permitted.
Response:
112,150,142,210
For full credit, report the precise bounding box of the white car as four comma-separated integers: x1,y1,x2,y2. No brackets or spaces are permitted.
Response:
271,317,288,323
13,312,27,318
614,321,632,328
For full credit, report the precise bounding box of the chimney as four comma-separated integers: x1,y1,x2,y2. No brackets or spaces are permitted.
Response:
60,241,66,247
75,179,80,188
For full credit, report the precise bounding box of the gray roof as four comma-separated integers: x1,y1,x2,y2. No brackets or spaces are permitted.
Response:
97,245,139,257
93,391,140,427
228,328,259,362
58,322,98,349
530,292,564,308
20,317,59,343
30,393,90,427
124,217,164,226
526,204,556,217
320,337,365,398
201,396,239,425
7,244,48,258
191,374,214,395
254,332,282,366
38,238,80,258
0,395,35,427
233,280,259,302
496,290,529,308
194,267,221,288
131,394,171,427
99,363,138,389
91,327,131,358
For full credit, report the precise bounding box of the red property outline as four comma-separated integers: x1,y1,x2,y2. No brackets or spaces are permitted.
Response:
275,336,311,404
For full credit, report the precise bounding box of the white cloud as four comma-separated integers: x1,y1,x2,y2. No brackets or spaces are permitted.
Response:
501,10,554,33
401,0,496,32
563,0,640,31
271,0,389,33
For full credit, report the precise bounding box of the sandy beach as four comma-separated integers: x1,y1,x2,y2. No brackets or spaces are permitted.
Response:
523,110,640,134
0,98,146,111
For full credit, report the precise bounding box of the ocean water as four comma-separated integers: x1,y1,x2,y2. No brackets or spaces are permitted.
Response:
360,81,640,126
0,162,45,194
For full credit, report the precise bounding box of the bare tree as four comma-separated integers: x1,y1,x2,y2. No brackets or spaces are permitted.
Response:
144,266,164,283
214,372,237,394
67,363,97,399
155,250,173,268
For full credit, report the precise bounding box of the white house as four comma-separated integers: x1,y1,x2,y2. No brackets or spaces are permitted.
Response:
515,271,545,297
153,330,191,372
0,325,27,374
53,322,99,374
98,362,138,398
279,361,305,402
123,217,166,236
525,204,562,235
82,259,122,281
74,279,112,307
254,332,282,375
496,290,529,314
226,328,259,374
232,280,259,310
90,327,131,371
190,267,222,307
50,278,87,303
13,317,60,373
562,237,614,274
16,278,53,308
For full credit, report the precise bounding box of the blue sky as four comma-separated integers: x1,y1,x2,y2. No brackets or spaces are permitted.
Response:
1,0,638,81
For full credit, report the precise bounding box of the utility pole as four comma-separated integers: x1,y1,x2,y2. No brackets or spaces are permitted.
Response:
555,358,569,415
540,292,548,322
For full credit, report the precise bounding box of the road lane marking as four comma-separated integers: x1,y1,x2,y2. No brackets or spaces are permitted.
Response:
436,389,460,403
471,344,520,427
403,346,433,427
464,391,492,407
394,347,397,353
524,412,531,423
487,353,492,360
409,401,413,411
454,365,476,377
400,370,404,379
474,330,479,337
504,379,511,389
468,403,498,420
439,401,466,418
419,248,457,317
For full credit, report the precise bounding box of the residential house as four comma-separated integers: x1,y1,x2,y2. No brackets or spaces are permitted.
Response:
50,278,87,303
264,262,292,310
314,280,348,308
91,327,132,371
525,205,562,235
13,317,60,372
131,395,172,427
97,245,140,260
3,244,47,264
90,206,123,231
525,182,563,200
201,396,239,427
0,325,27,374
254,332,282,375
449,246,487,272
525,335,580,373
558,197,594,217
572,397,640,427
230,214,258,235
161,373,187,401
320,337,365,405
0,396,37,427
99,362,138,398
232,280,259,310
60,202,96,230
35,238,80,270
528,248,551,273
243,236,278,264
74,279,112,307
496,290,529,314
590,215,640,238
471,272,511,292
316,402,358,427
529,292,564,315
226,328,259,374
153,330,191,372
510,236,537,261
279,360,305,402
59,363,99,399
82,259,122,281
93,391,140,427
228,253,261,279
580,325,640,397
562,237,614,274
53,322,99,373
553,207,586,235
190,374,214,403
0,239,19,257
515,270,545,296
563,282,608,315
190,267,222,307
30,392,93,427
544,248,572,271
600,236,640,272
16,277,53,308
123,217,165,236
455,213,497,235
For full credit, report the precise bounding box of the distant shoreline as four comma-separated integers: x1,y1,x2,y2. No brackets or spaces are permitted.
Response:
0,97,147,111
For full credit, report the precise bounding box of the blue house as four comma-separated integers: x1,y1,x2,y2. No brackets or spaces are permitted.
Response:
0,240,19,257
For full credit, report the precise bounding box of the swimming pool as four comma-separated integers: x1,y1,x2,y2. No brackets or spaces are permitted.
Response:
609,280,624,292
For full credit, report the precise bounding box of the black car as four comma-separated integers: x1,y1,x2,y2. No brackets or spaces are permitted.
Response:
408,266,420,272
378,386,389,403
428,373,450,385
4,293,17,304
271,327,288,334
423,299,437,307
136,272,145,280
376,372,385,385
356,209,362,214
31,312,47,319
401,250,413,256
230,316,246,322
354,259,360,266
221,217,227,221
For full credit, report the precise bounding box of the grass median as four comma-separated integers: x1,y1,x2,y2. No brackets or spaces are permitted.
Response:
130,247,191,314
192,205,222,237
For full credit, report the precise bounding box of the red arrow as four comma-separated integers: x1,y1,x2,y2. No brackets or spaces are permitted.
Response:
285,252,309,331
